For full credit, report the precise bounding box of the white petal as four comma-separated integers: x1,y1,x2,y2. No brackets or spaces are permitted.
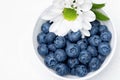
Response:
52,0,64,8
81,29,90,36
92,0,106,4
80,0,92,11
83,11,96,22
77,0,84,5
41,6,62,20
82,20,92,30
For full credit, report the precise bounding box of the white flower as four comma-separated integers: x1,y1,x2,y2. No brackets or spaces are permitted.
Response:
41,0,96,37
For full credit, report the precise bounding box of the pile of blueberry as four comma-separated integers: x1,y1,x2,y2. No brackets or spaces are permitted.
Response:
37,20,112,77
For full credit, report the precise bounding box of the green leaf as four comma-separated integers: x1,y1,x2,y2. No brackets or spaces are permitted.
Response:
92,3,105,9
92,10,110,21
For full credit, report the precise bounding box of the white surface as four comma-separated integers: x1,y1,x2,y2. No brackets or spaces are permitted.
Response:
0,0,120,80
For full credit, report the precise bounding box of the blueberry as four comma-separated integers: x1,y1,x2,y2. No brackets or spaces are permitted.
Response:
98,42,111,56
66,43,80,58
55,63,69,76
37,32,46,44
37,44,48,56
67,58,79,68
91,20,100,27
89,35,101,46
68,31,81,42
87,46,98,57
78,50,91,64
44,53,57,68
48,44,56,52
90,24,99,35
76,65,88,77
100,31,112,42
99,25,108,32
77,40,87,50
89,57,101,72
55,49,67,62
45,32,56,44
41,21,51,33
54,36,66,48
70,68,76,75
98,54,106,63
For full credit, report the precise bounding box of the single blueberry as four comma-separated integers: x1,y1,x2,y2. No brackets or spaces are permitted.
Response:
87,46,98,57
100,31,112,42
48,44,56,52
78,50,91,64
70,68,76,75
98,42,111,56
45,32,56,44
55,49,67,62
76,65,88,77
67,58,79,68
44,53,57,68
90,24,99,35
41,21,51,33
66,43,80,58
91,20,100,27
54,36,66,48
99,25,108,32
37,44,48,56
98,54,106,63
77,40,87,50
89,57,101,72
55,63,69,76
37,32,46,44
89,35,101,46
68,31,81,42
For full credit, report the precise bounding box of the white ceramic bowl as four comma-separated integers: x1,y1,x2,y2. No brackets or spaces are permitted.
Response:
33,9,117,80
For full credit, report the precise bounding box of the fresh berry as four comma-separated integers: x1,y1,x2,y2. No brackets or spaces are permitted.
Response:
100,31,112,42
45,32,56,44
55,63,69,76
89,35,101,46
55,49,67,62
87,46,98,57
99,25,108,32
89,57,101,72
37,44,48,56
98,54,106,63
54,36,66,48
44,53,57,68
37,32,46,44
90,24,99,35
67,58,79,68
41,21,51,33
98,42,111,56
77,40,87,50
76,65,88,77
48,44,56,52
70,68,76,75
91,20,100,27
68,31,81,42
78,50,91,64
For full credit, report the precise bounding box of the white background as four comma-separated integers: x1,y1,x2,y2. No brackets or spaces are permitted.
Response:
0,0,120,80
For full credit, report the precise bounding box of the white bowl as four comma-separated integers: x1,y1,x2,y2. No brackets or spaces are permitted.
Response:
33,9,117,80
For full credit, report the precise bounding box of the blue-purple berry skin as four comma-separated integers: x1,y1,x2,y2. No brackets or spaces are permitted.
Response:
41,21,51,33
37,44,48,56
98,54,106,63
100,31,112,42
66,43,80,58
87,46,98,57
99,25,108,32
37,32,46,44
54,36,66,48
77,40,87,50
89,57,101,72
98,42,111,56
70,68,76,75
76,65,88,77
55,63,69,76
67,58,79,68
45,32,56,44
48,44,56,52
68,31,81,42
44,53,57,69
89,35,101,46
91,20,100,27
90,25,99,35
78,50,92,64
55,49,67,62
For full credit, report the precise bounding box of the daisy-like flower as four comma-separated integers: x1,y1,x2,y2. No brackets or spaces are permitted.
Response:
41,0,96,37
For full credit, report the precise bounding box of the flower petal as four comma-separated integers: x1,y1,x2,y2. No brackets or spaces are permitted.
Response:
77,0,84,5
41,6,62,20
83,11,96,22
92,0,106,4
82,20,92,30
81,29,90,37
80,0,92,11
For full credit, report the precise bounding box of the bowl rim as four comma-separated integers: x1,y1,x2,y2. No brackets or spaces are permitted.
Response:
32,9,117,80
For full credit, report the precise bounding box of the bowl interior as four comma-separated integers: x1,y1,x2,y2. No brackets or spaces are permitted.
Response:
33,12,116,80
